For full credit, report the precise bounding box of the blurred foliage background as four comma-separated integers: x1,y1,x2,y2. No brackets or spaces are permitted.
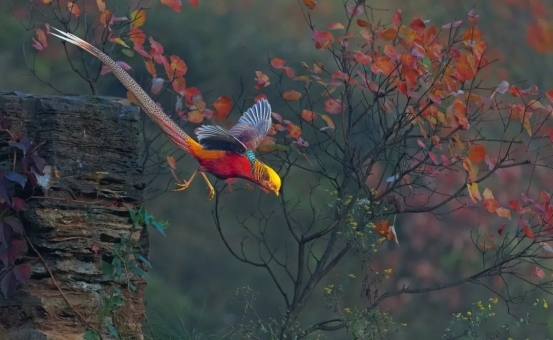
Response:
1,0,553,338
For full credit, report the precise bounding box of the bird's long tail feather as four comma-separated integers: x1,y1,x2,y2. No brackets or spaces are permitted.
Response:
49,28,196,154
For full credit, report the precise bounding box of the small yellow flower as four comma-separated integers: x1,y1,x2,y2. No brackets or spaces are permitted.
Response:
401,323,407,327
466,311,472,316
348,274,356,279
383,269,392,275
544,299,548,309
344,308,351,313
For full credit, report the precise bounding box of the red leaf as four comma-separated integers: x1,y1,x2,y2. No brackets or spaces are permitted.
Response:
509,200,522,213
347,4,363,16
534,266,546,279
161,0,183,11
468,144,486,163
409,18,426,34
189,0,198,7
324,98,344,114
441,154,450,167
149,36,165,64
254,71,270,89
213,95,233,119
353,50,372,65
312,30,334,49
271,58,286,69
392,9,402,28
498,223,506,235
383,45,400,61
546,90,553,103
428,151,439,165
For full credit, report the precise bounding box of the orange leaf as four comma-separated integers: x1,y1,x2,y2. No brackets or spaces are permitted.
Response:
172,76,186,96
99,10,113,26
371,56,395,76
523,225,535,239
483,198,499,213
467,183,482,203
129,27,146,46
286,123,302,139
301,110,317,122
271,58,286,69
187,110,204,124
283,90,302,101
321,115,335,130
130,9,147,27
67,2,81,16
166,156,177,170
213,95,233,119
381,28,397,41
468,144,486,163
462,27,482,44
453,54,477,81
127,91,138,105
375,220,390,237
302,0,316,10
170,55,188,77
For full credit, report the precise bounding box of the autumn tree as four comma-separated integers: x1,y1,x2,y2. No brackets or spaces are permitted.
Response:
3,0,553,339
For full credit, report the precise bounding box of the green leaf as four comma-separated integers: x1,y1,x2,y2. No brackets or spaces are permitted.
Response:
151,219,167,236
121,49,134,58
84,329,100,340
137,255,152,268
101,261,113,276
105,320,120,339
130,266,148,278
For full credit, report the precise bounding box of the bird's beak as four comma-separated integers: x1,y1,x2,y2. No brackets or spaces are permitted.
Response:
273,190,279,197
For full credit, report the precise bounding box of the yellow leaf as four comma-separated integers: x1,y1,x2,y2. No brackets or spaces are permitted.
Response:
283,90,302,101
130,9,147,28
467,183,481,203
482,188,494,200
496,207,512,220
112,37,130,48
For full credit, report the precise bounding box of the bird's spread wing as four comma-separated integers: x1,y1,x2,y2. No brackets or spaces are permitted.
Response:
228,99,272,150
196,125,247,154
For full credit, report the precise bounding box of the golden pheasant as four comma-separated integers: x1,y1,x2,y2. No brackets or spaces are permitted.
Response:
49,28,281,200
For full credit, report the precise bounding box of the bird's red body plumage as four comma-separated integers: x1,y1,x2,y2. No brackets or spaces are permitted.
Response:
186,136,254,181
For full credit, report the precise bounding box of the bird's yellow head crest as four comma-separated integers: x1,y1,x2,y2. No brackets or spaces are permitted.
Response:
253,160,281,196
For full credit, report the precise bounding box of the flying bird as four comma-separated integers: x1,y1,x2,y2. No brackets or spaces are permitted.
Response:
49,28,281,200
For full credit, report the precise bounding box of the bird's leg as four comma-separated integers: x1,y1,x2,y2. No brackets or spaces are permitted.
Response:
198,167,215,200
172,169,198,192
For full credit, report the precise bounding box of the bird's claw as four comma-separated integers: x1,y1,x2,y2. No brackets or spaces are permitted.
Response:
173,181,190,192
206,187,215,201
